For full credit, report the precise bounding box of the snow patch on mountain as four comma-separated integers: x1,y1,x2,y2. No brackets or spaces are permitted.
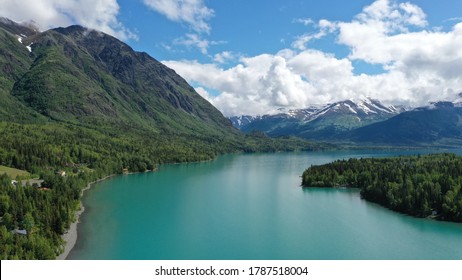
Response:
230,115,262,129
230,98,406,130
345,103,357,114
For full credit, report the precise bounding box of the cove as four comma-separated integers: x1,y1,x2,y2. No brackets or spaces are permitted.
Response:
68,149,462,260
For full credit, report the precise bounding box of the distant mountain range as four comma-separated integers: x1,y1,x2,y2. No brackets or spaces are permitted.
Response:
231,98,406,139
349,101,462,146
231,98,462,146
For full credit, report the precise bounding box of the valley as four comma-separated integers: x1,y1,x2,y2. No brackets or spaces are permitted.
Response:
0,16,461,260
0,18,321,259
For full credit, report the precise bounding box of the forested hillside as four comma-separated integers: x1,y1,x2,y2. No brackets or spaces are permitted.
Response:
302,154,462,222
0,19,322,259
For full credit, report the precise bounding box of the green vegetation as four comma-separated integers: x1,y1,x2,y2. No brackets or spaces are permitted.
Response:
302,154,462,222
0,171,95,259
0,121,323,260
0,21,325,259
350,103,462,146
0,165,30,179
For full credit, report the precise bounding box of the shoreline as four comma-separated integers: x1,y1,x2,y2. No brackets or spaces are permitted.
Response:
56,174,116,260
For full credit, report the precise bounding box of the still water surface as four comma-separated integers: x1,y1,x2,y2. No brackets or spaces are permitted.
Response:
68,149,462,259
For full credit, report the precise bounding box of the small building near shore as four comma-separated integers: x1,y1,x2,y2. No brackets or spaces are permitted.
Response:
13,229,27,235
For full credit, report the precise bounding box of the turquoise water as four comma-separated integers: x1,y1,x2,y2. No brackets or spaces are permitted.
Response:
68,150,462,260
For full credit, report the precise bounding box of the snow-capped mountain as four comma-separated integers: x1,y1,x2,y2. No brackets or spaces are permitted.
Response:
230,97,462,145
229,115,262,129
0,17,39,37
350,100,462,146
230,98,406,140
0,17,39,53
229,106,321,129
450,92,462,107
305,98,405,122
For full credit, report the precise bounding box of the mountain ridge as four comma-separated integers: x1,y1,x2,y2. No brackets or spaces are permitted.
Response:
0,18,320,165
349,101,462,146
1,20,239,139
230,98,406,140
230,98,462,146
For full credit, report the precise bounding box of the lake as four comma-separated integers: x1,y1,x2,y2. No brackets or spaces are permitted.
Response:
68,149,462,259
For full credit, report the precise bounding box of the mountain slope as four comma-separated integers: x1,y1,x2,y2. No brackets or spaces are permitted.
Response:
0,18,44,122
0,19,323,260
231,98,404,140
0,19,247,167
0,19,320,165
6,24,234,137
349,102,462,146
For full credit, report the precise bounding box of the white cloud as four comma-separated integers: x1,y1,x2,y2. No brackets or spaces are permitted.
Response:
336,0,430,64
164,51,342,116
142,0,214,33
292,19,337,50
172,33,225,54
173,33,209,54
293,18,315,26
143,0,215,53
398,2,427,27
0,0,137,40
446,17,462,22
213,51,237,64
291,34,316,51
164,0,462,117
194,86,213,100
355,0,426,30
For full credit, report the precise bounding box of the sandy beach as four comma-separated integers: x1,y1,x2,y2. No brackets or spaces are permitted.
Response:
56,175,115,260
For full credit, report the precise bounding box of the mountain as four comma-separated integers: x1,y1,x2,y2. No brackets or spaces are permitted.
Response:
0,18,320,166
231,98,405,140
0,17,39,37
231,97,462,146
2,21,233,135
0,19,323,260
349,101,462,146
0,18,43,122
230,115,262,129
0,18,245,166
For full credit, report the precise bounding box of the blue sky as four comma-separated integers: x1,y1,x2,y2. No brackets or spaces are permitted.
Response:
1,0,462,116
119,0,461,62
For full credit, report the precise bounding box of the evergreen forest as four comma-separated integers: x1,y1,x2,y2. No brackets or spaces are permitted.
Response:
302,154,462,222
0,21,323,259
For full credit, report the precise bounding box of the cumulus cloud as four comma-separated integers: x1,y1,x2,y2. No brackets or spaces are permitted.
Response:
142,0,214,34
165,0,462,117
336,0,430,64
0,0,137,40
164,51,339,116
213,51,238,64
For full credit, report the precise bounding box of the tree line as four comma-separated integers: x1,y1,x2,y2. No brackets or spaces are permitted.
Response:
302,153,462,222
0,120,322,259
